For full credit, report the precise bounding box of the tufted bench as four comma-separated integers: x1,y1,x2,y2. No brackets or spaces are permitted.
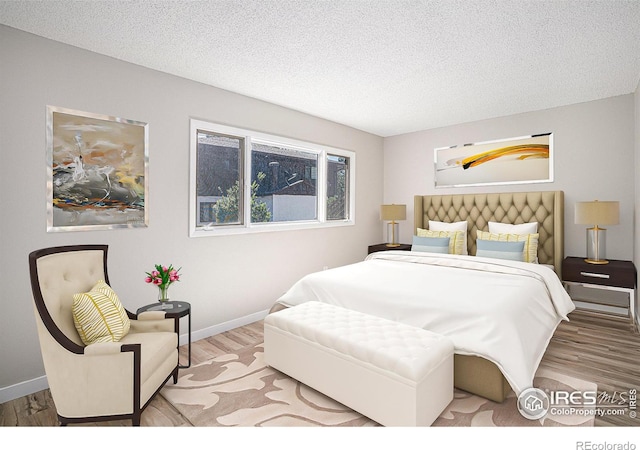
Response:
263,301,454,426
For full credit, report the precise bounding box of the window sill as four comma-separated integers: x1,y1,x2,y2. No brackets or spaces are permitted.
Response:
189,218,355,238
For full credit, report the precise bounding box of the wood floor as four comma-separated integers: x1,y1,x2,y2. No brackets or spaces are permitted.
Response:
1,310,638,427
539,309,640,426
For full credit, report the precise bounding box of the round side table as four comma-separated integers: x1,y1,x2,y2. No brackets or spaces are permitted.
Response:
137,301,191,369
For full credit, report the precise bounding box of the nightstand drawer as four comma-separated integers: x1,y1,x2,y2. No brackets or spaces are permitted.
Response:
562,257,636,289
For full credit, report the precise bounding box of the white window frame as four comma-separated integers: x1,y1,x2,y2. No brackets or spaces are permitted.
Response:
189,119,356,237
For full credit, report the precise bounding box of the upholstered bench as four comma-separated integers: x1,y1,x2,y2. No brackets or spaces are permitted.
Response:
263,301,454,426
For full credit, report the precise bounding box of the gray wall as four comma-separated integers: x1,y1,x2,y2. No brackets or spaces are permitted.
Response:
383,95,636,262
0,25,384,397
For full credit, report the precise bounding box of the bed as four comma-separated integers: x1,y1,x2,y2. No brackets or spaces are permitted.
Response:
271,191,574,402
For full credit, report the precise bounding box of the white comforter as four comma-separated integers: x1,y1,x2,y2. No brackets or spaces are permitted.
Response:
275,251,575,395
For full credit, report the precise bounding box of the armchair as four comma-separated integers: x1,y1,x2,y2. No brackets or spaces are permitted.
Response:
28,244,179,426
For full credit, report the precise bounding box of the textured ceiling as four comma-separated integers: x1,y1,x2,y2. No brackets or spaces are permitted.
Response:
1,0,640,137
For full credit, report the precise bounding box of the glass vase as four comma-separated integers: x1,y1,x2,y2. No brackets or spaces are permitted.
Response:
158,285,170,307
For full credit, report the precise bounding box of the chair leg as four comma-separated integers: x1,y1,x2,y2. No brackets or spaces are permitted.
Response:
132,412,141,426
172,367,178,384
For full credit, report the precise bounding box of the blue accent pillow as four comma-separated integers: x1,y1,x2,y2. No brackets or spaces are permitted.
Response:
476,239,525,261
412,235,450,254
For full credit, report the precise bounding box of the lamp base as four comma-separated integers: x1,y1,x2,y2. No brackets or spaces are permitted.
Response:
586,227,607,265
584,258,609,265
386,221,400,247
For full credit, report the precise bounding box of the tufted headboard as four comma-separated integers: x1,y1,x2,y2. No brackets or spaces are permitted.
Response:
414,191,564,276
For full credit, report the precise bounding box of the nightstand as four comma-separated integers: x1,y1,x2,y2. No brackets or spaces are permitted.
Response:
368,243,412,254
562,257,637,328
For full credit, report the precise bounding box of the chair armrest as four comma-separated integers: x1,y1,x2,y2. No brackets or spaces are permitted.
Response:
84,342,125,356
137,310,167,320
130,317,174,333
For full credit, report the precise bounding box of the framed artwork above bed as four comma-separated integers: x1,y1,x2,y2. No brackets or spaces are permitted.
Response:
434,133,553,188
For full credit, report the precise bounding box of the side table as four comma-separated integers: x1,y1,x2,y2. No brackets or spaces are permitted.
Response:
368,243,412,254
562,257,637,329
137,301,191,368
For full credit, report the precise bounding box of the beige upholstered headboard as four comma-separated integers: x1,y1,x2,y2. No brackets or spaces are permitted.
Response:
414,191,564,276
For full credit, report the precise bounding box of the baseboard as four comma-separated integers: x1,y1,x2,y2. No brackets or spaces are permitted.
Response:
188,308,270,344
0,308,271,405
0,375,49,405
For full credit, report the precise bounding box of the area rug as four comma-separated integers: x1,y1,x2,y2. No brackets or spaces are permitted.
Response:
160,343,596,427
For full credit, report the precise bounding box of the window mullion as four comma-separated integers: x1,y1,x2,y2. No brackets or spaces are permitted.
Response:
317,150,327,223
244,136,252,228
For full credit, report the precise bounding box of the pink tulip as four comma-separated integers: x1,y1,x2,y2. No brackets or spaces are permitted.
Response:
145,276,152,283
152,270,160,277
153,278,162,285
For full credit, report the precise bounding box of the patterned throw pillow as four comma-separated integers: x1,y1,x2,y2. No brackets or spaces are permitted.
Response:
428,220,469,255
476,239,526,261
476,230,539,263
416,228,465,255
412,235,450,254
72,280,131,345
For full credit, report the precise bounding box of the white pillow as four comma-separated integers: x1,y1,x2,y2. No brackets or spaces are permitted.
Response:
488,221,538,235
429,220,468,255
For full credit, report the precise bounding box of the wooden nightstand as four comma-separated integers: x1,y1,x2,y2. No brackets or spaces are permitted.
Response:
562,257,637,328
368,243,412,254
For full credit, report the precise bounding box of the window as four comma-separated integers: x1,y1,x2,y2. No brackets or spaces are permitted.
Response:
326,154,349,221
190,120,355,237
195,131,243,226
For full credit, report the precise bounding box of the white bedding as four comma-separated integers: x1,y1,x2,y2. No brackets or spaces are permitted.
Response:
275,250,575,395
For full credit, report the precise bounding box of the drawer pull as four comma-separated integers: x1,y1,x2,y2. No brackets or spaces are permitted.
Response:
580,271,610,279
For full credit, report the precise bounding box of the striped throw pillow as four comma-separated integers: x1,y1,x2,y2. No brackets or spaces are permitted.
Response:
476,239,525,261
72,280,131,345
412,235,450,254
416,228,465,255
476,230,539,263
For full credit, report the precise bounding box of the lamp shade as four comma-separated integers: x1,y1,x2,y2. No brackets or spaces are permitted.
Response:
575,201,619,226
380,204,406,221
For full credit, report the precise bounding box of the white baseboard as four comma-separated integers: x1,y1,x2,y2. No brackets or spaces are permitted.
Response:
186,308,270,344
0,375,49,405
573,301,640,329
0,309,270,405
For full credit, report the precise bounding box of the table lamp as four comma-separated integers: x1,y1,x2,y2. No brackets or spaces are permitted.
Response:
574,200,619,264
380,204,406,247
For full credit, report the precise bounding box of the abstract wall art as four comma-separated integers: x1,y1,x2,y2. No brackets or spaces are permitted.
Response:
47,106,149,232
434,133,553,188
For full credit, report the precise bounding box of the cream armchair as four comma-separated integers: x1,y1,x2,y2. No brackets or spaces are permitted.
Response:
28,245,179,426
